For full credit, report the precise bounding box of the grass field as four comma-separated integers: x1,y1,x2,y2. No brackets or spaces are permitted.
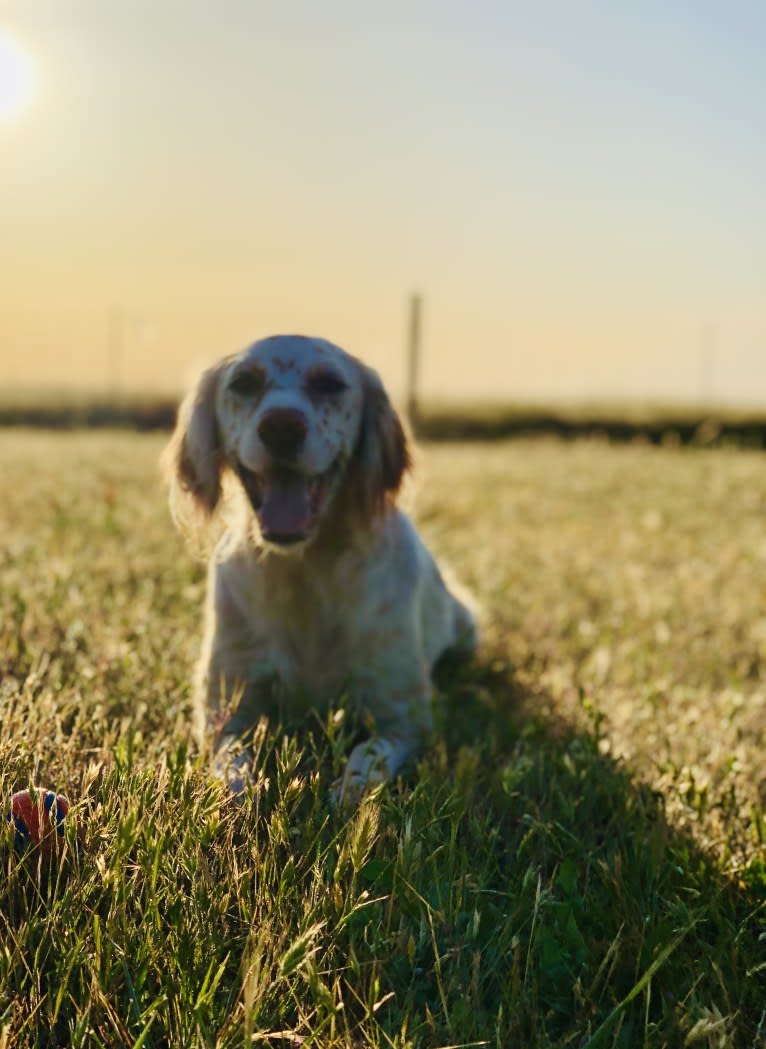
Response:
1,430,765,1048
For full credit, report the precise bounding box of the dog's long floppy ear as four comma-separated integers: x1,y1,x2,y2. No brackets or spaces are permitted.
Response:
348,365,411,523
162,362,225,527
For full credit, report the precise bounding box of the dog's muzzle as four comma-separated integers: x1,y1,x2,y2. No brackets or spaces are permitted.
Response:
236,458,342,547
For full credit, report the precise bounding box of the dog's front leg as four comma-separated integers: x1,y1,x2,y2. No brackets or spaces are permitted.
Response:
332,661,433,807
196,563,276,796
210,680,274,796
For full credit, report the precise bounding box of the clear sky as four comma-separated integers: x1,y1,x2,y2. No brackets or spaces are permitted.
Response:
1,1,764,404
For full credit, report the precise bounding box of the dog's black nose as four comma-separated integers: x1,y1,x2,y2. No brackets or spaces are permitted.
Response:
257,408,308,459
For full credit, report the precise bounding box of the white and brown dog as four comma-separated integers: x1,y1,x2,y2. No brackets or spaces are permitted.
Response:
164,334,476,803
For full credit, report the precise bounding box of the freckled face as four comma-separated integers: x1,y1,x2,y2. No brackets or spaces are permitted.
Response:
215,335,365,546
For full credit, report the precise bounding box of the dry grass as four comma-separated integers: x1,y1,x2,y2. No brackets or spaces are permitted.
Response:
1,430,764,1048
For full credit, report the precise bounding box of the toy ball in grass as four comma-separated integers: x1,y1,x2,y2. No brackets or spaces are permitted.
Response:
7,788,71,856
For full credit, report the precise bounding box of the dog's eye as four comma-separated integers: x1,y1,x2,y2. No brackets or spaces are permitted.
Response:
229,371,265,397
307,370,347,396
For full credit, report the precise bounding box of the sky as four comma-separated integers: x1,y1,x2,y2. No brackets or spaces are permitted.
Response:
1,1,764,405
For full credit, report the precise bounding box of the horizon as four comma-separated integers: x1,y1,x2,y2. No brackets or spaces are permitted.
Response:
1,2,764,406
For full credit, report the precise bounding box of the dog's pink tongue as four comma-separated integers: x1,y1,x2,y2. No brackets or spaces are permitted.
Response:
259,474,311,538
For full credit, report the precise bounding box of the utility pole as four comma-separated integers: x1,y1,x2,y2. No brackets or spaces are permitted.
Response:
406,293,422,430
107,308,123,403
699,321,718,406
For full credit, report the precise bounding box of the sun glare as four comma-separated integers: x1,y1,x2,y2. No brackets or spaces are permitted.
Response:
0,29,37,125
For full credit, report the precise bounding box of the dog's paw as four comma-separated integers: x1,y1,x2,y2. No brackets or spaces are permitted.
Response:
212,735,253,802
331,740,393,808
330,770,369,809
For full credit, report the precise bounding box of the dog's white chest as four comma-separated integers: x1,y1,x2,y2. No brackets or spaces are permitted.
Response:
234,553,362,701
278,604,352,698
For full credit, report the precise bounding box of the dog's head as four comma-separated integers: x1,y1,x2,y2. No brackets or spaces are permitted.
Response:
164,335,410,551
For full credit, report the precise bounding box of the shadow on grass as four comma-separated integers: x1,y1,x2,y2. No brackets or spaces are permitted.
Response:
424,650,766,1046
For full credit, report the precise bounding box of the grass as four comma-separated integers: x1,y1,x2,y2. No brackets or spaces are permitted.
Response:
1,430,764,1048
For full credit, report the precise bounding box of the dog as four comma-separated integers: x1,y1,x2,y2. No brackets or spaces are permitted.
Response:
164,334,477,804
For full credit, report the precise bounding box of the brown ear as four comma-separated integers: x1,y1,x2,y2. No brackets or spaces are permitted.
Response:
162,361,225,521
348,365,411,522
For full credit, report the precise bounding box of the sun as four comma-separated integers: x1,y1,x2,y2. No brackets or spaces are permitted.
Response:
0,28,37,125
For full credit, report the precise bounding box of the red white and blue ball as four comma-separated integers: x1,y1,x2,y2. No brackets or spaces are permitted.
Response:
7,788,70,856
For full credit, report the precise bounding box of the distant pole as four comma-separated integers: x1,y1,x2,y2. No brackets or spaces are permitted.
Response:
406,293,422,429
107,308,123,402
699,321,718,406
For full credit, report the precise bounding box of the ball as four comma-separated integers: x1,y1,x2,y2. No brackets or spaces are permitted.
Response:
7,788,71,856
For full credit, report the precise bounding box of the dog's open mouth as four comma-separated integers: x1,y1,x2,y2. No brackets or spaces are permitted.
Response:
236,461,338,546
